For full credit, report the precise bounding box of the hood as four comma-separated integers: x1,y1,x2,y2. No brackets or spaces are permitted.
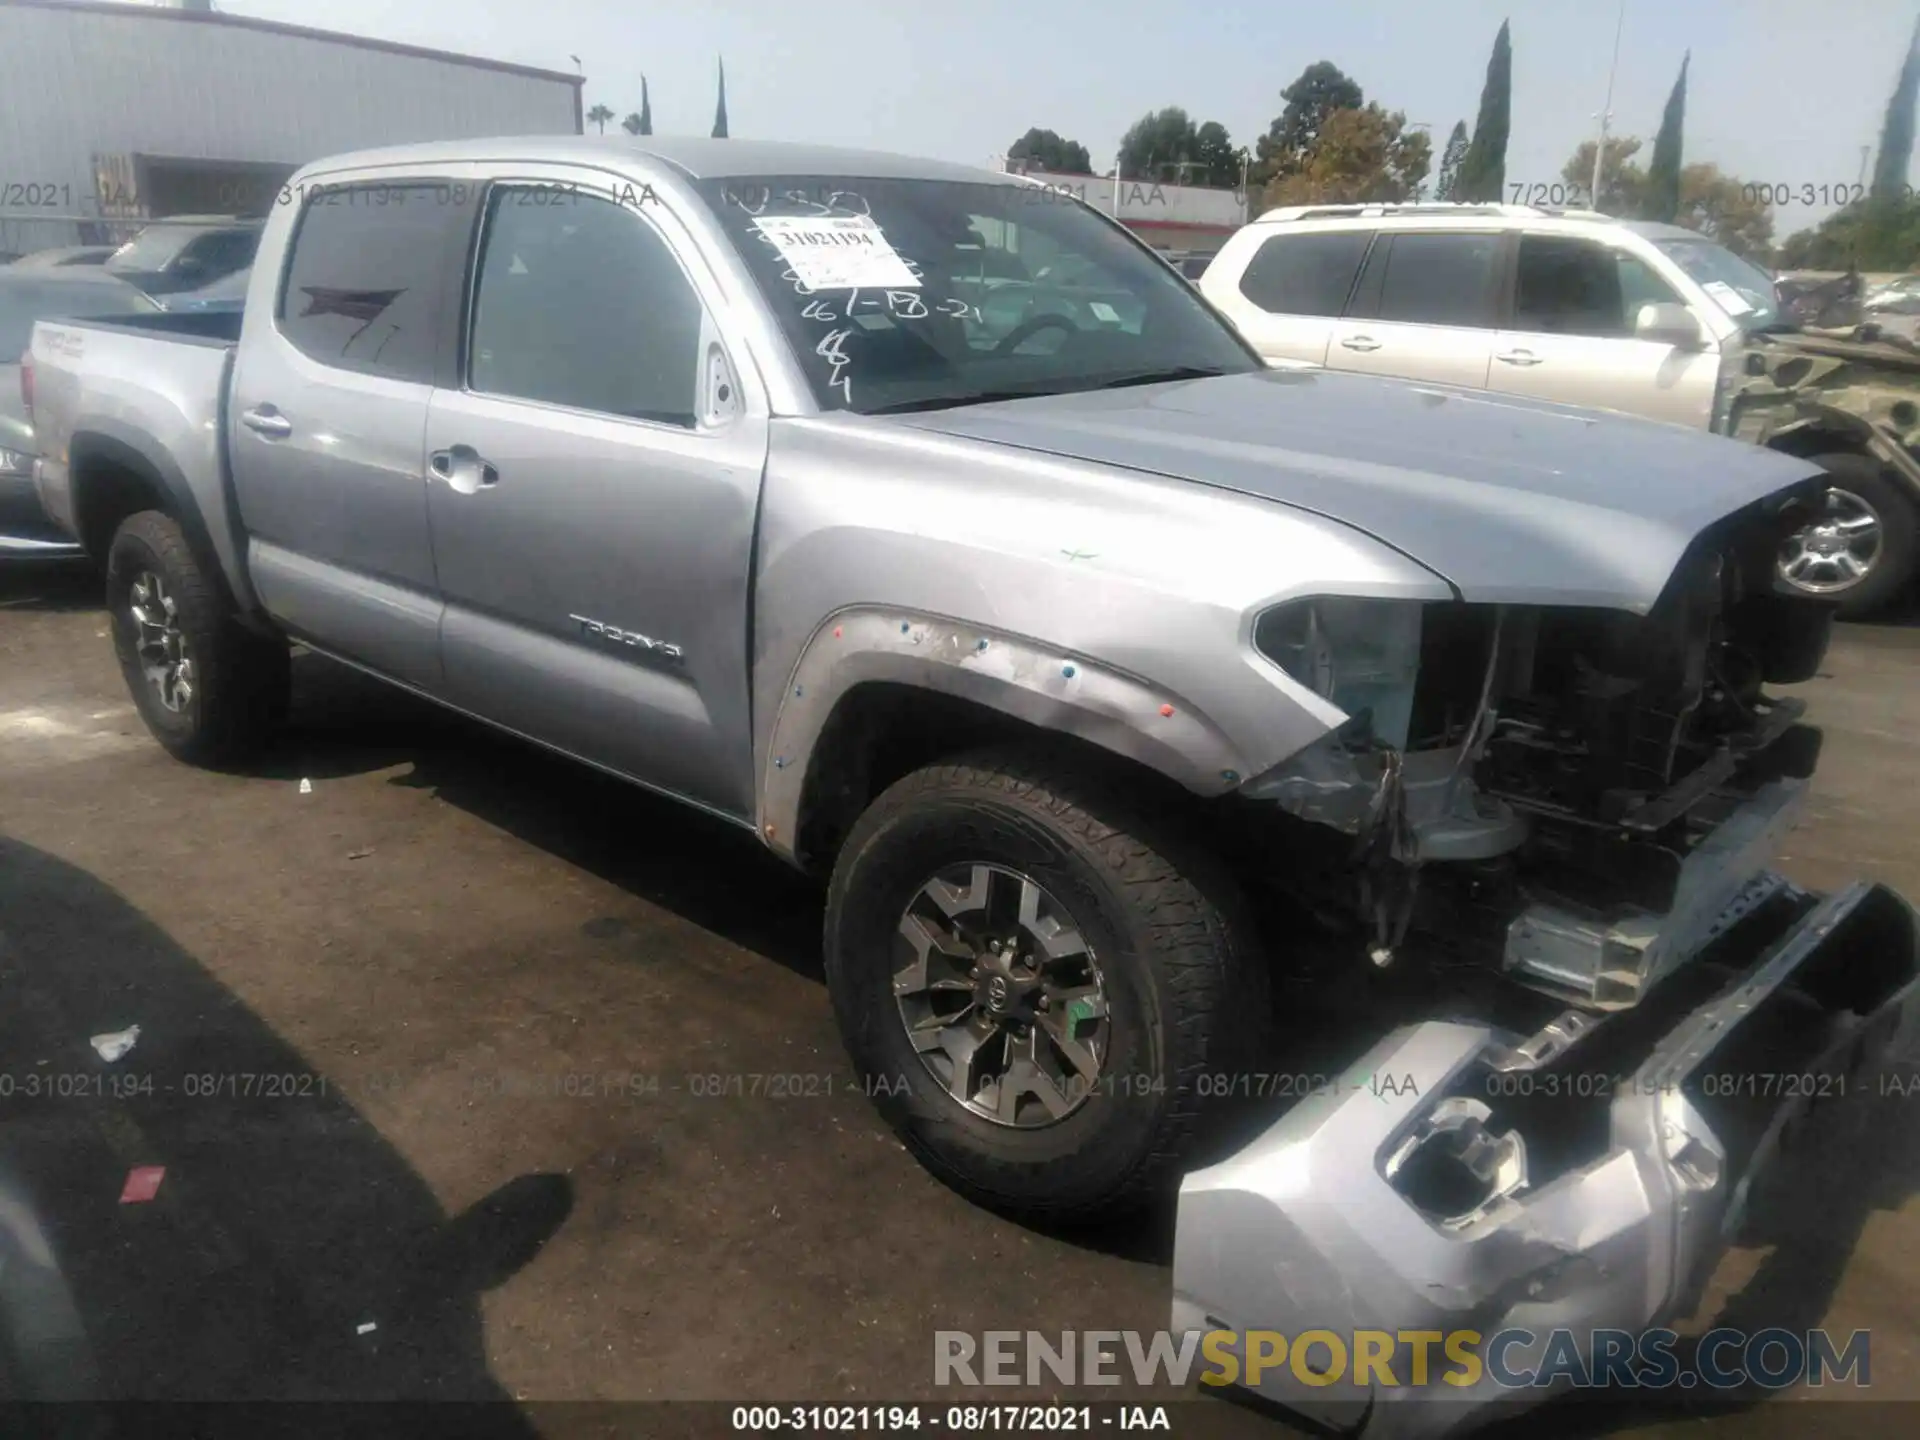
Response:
894,369,1824,612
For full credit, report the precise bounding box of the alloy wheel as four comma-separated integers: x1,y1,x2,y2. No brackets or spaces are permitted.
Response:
893,863,1110,1128
1778,487,1884,596
127,570,195,713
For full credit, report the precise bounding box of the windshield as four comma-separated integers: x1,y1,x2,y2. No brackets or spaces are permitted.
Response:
1652,237,1781,329
693,175,1259,413
0,278,157,354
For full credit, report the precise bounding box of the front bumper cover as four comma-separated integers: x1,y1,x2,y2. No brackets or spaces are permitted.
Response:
1172,879,1920,1438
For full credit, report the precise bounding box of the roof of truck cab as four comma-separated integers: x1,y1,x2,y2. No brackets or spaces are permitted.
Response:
302,136,1021,187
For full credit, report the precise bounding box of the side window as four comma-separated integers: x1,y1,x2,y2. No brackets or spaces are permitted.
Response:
1237,231,1371,317
1615,253,1683,323
468,186,703,426
1365,232,1503,328
278,184,459,382
1514,237,1687,338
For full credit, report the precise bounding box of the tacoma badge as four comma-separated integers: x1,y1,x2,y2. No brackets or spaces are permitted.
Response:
567,613,684,663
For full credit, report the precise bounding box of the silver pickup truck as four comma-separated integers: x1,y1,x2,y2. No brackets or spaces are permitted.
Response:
24,136,1920,1433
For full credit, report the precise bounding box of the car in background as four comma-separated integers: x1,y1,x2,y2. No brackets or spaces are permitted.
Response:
1202,201,1920,616
158,266,250,315
1864,273,1920,317
10,246,116,270
1163,251,1213,281
1,271,161,555
104,216,262,298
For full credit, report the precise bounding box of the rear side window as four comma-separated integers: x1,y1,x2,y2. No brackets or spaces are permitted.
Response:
1358,232,1502,328
467,185,704,426
1237,231,1371,316
278,184,460,383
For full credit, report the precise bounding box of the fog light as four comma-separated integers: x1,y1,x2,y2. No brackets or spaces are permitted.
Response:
1382,1097,1528,1228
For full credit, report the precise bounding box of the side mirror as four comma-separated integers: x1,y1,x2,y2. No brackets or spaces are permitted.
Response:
1635,301,1704,349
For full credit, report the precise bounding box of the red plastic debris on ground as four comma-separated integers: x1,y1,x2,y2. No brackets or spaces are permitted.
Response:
119,1166,165,1204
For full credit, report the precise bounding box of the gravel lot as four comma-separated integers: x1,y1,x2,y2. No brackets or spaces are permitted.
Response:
1,559,1916,1436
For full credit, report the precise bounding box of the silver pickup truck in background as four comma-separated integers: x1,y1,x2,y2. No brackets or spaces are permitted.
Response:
25,136,1920,1435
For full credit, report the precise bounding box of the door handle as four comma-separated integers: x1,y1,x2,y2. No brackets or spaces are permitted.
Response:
1338,335,1382,352
241,406,291,439
429,445,499,495
1495,349,1543,367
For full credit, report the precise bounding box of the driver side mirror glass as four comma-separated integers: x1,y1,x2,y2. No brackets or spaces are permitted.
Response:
1635,301,1704,349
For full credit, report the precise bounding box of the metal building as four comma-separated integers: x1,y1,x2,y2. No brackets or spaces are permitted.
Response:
0,0,583,254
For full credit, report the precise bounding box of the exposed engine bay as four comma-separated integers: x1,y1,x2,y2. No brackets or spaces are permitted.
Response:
1175,481,1920,1438
1242,481,1834,1008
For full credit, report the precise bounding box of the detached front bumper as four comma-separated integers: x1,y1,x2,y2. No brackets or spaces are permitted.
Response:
1172,879,1920,1438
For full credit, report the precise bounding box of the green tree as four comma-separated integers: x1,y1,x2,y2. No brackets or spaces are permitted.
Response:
1193,121,1241,188
1561,135,1646,214
1454,20,1512,202
638,76,652,136
1007,127,1093,173
1254,61,1364,183
1873,16,1920,201
1433,120,1469,201
1674,162,1773,261
712,57,729,139
1778,196,1920,270
1118,106,1198,180
621,112,644,135
586,103,614,135
1263,104,1432,207
1644,54,1688,223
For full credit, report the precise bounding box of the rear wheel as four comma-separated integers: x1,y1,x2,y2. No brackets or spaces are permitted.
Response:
1776,454,1917,618
823,745,1269,1222
105,510,288,764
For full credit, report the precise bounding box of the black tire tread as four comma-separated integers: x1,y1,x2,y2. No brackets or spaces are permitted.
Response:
108,510,287,765
827,741,1270,1221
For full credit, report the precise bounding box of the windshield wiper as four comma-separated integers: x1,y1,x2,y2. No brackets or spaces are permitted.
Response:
1087,365,1233,390
859,367,1235,416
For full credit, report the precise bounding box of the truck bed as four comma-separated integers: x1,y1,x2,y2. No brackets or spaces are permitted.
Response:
28,310,252,606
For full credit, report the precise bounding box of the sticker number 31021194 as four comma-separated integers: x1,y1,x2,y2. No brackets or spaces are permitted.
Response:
752,215,921,291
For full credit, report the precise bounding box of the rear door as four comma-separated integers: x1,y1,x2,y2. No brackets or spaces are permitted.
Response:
1325,230,1503,388
423,172,767,819
1211,228,1372,366
228,174,476,691
1486,233,1720,428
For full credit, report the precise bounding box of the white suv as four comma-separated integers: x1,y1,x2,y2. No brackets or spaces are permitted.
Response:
1201,203,1917,615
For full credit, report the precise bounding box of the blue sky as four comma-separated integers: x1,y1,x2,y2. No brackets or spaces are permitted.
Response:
230,0,1915,242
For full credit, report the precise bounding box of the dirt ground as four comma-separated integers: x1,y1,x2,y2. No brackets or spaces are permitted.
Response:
1,559,1917,1437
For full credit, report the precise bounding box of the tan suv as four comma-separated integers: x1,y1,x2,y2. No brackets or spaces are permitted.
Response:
1201,202,1916,614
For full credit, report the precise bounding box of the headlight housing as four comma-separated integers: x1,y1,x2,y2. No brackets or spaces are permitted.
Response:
1253,597,1423,748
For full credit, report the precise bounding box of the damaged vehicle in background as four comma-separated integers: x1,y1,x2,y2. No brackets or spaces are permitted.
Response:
22,137,1920,1437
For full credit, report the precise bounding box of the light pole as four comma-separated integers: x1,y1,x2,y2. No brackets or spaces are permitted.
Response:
1112,151,1123,217
1589,0,1627,209
1859,144,1873,187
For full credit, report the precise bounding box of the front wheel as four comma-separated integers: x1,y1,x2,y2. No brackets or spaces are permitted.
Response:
106,510,289,765
1776,454,1917,618
823,746,1269,1223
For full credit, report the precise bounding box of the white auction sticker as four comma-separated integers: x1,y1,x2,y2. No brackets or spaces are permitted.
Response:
752,215,920,290
1701,280,1754,316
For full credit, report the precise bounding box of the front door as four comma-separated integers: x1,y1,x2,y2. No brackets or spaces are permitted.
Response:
424,176,767,818
1486,234,1720,429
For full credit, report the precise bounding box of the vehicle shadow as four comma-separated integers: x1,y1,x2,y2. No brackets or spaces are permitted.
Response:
0,558,96,614
266,651,828,982
0,836,567,1434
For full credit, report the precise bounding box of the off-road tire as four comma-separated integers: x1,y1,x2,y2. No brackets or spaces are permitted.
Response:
105,510,289,764
823,744,1271,1223
1804,454,1917,619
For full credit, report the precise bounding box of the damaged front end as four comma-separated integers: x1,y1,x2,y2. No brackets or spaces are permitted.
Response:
1175,486,1920,1434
